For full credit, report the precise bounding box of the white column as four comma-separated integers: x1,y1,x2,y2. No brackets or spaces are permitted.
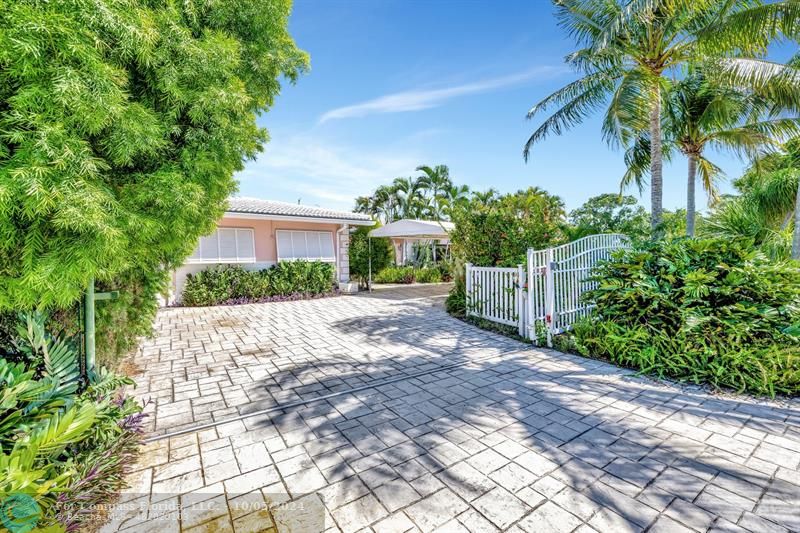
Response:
337,224,357,293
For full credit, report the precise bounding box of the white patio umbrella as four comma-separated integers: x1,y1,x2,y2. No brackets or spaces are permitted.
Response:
367,219,454,289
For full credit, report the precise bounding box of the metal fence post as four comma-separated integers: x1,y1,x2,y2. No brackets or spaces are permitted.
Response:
465,262,472,317
516,264,525,338
545,248,555,347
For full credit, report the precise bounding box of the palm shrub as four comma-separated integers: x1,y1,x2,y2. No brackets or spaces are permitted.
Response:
182,262,335,306
559,238,800,396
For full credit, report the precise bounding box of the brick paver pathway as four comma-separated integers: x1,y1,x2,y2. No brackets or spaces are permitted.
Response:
108,284,800,533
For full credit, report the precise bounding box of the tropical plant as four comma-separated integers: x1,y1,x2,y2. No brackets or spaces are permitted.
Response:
623,71,800,235
524,0,762,233
372,266,445,284
558,238,800,396
0,0,308,364
355,164,468,223
0,313,144,530
699,1,800,255
703,139,800,259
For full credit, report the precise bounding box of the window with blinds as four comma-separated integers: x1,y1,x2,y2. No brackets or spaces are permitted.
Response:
187,228,255,263
275,230,335,262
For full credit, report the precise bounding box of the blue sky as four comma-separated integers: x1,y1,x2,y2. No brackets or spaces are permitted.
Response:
236,0,750,214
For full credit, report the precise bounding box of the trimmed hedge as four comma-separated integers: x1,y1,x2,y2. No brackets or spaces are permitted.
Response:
181,262,335,306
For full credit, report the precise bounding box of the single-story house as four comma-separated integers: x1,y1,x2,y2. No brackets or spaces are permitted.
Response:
168,197,374,304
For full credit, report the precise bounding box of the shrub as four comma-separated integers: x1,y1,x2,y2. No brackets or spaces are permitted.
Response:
181,262,335,306
0,313,144,531
348,226,394,287
415,268,443,283
560,238,800,396
373,266,444,284
373,266,415,284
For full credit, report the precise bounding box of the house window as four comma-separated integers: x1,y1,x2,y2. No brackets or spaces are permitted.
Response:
187,228,255,263
276,230,335,262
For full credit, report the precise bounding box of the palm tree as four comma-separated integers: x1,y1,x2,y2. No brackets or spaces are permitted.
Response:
471,189,499,206
391,176,428,219
438,184,470,219
372,184,399,223
416,165,452,203
524,0,758,235
623,72,800,236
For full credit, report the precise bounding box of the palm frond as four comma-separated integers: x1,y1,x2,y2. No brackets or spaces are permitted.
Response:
713,58,800,114
695,155,723,202
524,75,616,161
698,0,800,53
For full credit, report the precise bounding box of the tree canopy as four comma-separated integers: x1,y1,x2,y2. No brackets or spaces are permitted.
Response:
0,0,308,311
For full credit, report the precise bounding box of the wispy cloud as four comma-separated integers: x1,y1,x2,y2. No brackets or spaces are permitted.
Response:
318,66,566,123
236,134,422,210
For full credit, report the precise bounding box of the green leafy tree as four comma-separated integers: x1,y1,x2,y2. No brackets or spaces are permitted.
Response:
450,187,566,267
524,0,760,234
0,0,307,360
701,1,800,255
348,226,394,288
568,194,649,240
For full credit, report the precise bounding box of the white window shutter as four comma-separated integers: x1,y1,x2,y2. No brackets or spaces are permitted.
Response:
320,232,335,261
236,229,255,261
218,228,237,260
200,234,219,261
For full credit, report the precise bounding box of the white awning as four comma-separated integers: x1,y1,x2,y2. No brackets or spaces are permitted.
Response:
368,219,454,239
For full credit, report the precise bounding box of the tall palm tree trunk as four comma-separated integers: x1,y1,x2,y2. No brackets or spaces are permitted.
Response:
650,84,664,236
792,178,800,260
686,154,697,237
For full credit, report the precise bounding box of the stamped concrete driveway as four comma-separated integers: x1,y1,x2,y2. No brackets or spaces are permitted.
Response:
111,284,800,533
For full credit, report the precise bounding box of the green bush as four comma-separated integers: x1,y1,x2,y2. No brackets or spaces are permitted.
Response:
181,262,335,306
449,187,567,267
1,313,144,531
348,226,394,287
560,238,800,396
373,266,444,284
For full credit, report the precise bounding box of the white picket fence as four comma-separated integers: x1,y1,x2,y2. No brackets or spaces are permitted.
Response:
465,234,629,346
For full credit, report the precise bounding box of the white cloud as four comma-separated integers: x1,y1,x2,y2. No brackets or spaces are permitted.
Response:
318,66,566,123
236,135,421,210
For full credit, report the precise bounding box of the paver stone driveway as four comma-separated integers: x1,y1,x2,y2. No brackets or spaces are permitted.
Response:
110,284,800,533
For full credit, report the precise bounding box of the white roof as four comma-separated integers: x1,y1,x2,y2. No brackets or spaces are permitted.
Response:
226,197,374,225
369,219,454,239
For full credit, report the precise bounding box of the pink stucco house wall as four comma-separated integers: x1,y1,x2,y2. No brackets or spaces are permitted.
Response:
168,197,374,303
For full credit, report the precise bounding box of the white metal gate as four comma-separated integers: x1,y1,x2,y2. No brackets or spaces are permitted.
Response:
464,234,629,346
527,234,629,345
